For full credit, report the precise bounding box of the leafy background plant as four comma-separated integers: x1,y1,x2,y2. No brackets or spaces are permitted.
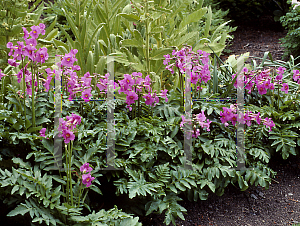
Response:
280,1,300,61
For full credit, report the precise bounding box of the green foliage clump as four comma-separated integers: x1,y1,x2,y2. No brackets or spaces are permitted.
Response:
0,0,44,70
280,5,300,60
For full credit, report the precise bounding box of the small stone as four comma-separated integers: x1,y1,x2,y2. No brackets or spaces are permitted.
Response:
288,193,293,196
251,194,258,199
258,192,264,198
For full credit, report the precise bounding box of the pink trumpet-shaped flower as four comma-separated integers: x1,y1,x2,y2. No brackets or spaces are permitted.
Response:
80,163,93,173
39,128,46,137
82,173,95,187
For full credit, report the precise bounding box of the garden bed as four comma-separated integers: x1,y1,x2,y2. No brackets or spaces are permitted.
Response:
141,154,300,226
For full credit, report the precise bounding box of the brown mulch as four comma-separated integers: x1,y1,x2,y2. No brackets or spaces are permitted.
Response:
220,16,287,65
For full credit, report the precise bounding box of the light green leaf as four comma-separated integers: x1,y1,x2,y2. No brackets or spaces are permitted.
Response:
179,8,207,30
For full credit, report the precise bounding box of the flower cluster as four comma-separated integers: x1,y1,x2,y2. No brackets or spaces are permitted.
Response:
57,113,81,143
180,111,211,139
6,24,53,96
39,128,46,137
0,69,6,81
235,67,289,95
5,24,170,108
164,46,211,89
292,70,300,84
220,105,275,132
80,163,95,188
97,72,168,111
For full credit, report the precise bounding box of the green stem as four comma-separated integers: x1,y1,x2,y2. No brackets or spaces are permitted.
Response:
36,66,39,93
145,0,150,76
277,82,280,111
65,144,69,204
77,182,83,207
81,189,89,204
251,125,259,146
31,63,36,128
179,72,184,107
1,75,4,104
69,140,74,206
22,57,27,132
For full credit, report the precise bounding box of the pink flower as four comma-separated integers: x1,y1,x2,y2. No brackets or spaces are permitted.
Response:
192,128,200,138
58,118,68,132
22,27,29,39
195,111,206,124
8,59,19,67
275,74,283,81
160,89,168,102
30,25,41,39
143,93,155,106
263,80,271,89
191,71,199,84
0,69,5,81
61,51,77,67
25,38,37,47
82,173,95,188
81,72,92,87
275,66,285,81
281,83,289,94
13,41,25,60
97,79,107,91
293,70,299,82
222,107,233,121
7,42,14,56
254,112,261,124
277,66,286,74
166,63,174,74
269,83,275,90
62,129,75,144
163,54,171,65
263,117,275,132
72,65,81,71
82,88,92,102
245,79,254,92
24,44,36,60
220,111,228,124
66,113,81,129
123,74,135,89
44,68,55,92
39,23,46,35
39,128,46,137
126,91,138,105
35,47,48,64
80,163,93,173
257,85,267,95
231,114,237,126
126,105,132,111
180,115,186,127
244,112,252,126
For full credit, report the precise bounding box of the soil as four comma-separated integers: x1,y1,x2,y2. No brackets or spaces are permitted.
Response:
140,17,300,226
220,15,287,65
